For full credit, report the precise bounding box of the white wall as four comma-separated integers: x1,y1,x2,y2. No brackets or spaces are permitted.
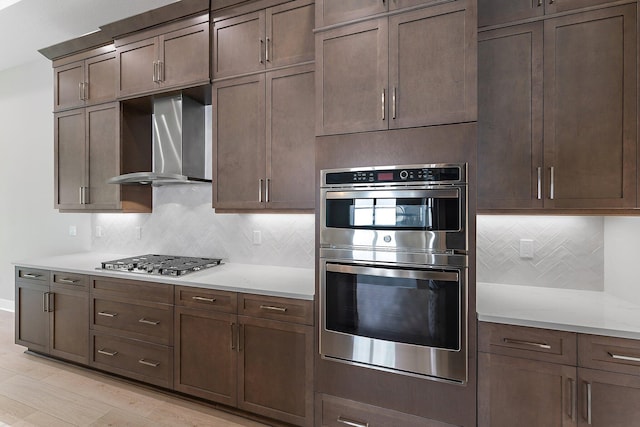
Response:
604,217,640,303
0,59,90,302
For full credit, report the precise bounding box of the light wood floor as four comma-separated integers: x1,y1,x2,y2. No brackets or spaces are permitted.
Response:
0,310,269,426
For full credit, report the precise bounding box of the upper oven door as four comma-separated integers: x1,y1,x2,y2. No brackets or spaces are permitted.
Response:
320,186,467,252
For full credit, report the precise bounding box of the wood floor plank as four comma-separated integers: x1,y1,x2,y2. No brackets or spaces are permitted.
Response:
12,410,75,427
0,394,38,424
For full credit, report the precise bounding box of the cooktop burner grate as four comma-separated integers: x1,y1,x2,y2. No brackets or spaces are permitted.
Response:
101,254,223,276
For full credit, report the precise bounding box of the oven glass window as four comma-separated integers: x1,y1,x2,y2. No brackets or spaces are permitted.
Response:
325,267,460,351
326,197,459,231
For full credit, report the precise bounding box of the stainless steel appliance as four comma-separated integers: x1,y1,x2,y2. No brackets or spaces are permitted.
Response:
319,163,469,383
101,254,222,276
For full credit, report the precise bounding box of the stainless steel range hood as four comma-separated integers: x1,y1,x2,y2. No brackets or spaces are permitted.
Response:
108,94,210,186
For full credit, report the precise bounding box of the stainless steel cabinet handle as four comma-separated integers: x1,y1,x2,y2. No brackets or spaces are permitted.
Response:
158,60,164,82
586,382,592,424
381,88,386,120
98,349,118,357
567,377,576,420
48,293,54,312
43,292,48,313
392,87,397,119
97,311,118,318
153,61,158,82
84,82,89,100
192,296,216,303
79,187,84,204
138,318,160,325
138,359,160,368
265,37,270,62
259,38,264,64
259,179,264,202
58,278,78,284
238,324,244,352
23,273,41,279
265,178,270,203
260,305,287,313
79,82,83,101
537,167,542,200
503,337,551,349
231,323,236,350
549,0,554,4
337,416,369,427
549,166,555,200
538,0,542,6
608,352,640,363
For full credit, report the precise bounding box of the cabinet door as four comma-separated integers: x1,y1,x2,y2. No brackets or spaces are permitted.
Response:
238,316,313,427
116,37,158,98
266,64,315,210
477,0,543,28
86,103,120,210
389,2,476,129
265,0,315,69
543,5,637,209
478,23,543,210
316,0,387,27
213,11,265,79
213,74,266,210
578,368,640,427
159,22,210,89
546,0,618,16
478,353,577,427
49,285,89,364
316,19,389,136
54,109,86,210
15,281,49,353
84,52,116,106
174,307,237,406
54,61,84,111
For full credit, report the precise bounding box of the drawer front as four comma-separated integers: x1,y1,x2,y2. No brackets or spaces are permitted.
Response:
91,332,172,388
92,298,173,345
579,334,640,376
15,267,49,283
478,322,577,365
239,293,313,325
317,394,456,427
91,276,173,304
175,286,237,313
51,271,89,291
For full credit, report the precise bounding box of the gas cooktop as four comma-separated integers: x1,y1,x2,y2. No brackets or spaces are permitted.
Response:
100,254,222,276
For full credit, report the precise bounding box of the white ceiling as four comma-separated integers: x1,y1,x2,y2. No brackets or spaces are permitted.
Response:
0,0,179,72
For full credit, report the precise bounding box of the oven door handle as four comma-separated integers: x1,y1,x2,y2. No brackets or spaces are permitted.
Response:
325,189,460,200
325,263,459,282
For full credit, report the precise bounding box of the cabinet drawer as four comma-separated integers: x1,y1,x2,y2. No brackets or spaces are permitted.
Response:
92,298,173,345
91,332,172,388
175,286,237,313
91,276,173,304
239,293,313,325
579,334,640,376
15,267,49,283
52,271,89,291
478,322,577,365
317,394,456,427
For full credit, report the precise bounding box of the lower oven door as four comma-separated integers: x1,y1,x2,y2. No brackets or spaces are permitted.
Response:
320,260,467,383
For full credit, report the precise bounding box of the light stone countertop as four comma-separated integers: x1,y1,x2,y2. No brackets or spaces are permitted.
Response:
13,252,315,300
477,282,640,340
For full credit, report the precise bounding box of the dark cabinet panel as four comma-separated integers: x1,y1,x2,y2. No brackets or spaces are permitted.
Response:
116,38,157,98
213,11,265,79
578,368,640,427
54,109,86,210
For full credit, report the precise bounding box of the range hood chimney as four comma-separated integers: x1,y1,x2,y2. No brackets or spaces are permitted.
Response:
108,94,210,186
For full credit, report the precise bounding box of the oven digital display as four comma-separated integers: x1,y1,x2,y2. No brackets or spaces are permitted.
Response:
377,172,393,181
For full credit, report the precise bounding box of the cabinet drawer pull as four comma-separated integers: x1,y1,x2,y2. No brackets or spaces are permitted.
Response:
138,318,160,326
536,166,542,200
337,416,369,427
98,349,118,357
537,0,542,6
392,86,397,119
192,296,216,303
567,377,576,420
549,166,555,200
23,273,42,279
608,352,640,363
98,311,118,318
260,305,287,313
259,38,264,64
265,36,270,62
381,88,386,121
138,359,160,368
58,278,79,284
503,338,551,349
585,382,592,424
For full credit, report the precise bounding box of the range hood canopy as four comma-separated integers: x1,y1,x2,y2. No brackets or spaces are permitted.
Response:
108,94,211,186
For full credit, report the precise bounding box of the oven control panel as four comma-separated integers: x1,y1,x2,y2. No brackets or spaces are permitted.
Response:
323,164,464,185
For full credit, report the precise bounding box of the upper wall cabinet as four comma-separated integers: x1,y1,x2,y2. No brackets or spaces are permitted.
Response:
212,0,314,80
478,0,617,27
316,0,476,136
53,46,116,112
115,14,209,99
316,0,441,28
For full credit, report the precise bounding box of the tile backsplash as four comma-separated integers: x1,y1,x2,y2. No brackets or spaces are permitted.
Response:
91,185,315,268
477,215,604,290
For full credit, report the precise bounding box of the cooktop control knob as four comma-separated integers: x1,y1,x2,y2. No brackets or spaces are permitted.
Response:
383,235,392,243
399,170,409,180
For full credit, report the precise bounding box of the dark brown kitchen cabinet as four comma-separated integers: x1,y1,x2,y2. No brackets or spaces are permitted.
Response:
213,63,315,210
315,0,444,27
53,45,116,112
576,368,640,426
212,0,314,79
15,268,89,365
116,14,209,99
478,4,637,211
316,0,476,136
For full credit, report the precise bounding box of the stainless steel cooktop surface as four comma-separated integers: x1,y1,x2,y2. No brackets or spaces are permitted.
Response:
100,254,222,276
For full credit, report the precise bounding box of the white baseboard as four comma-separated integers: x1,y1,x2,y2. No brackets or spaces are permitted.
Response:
0,299,14,312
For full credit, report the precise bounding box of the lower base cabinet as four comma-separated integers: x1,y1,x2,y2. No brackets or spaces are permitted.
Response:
479,322,640,427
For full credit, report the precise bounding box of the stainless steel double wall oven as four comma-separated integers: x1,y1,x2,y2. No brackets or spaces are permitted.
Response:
319,163,469,383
